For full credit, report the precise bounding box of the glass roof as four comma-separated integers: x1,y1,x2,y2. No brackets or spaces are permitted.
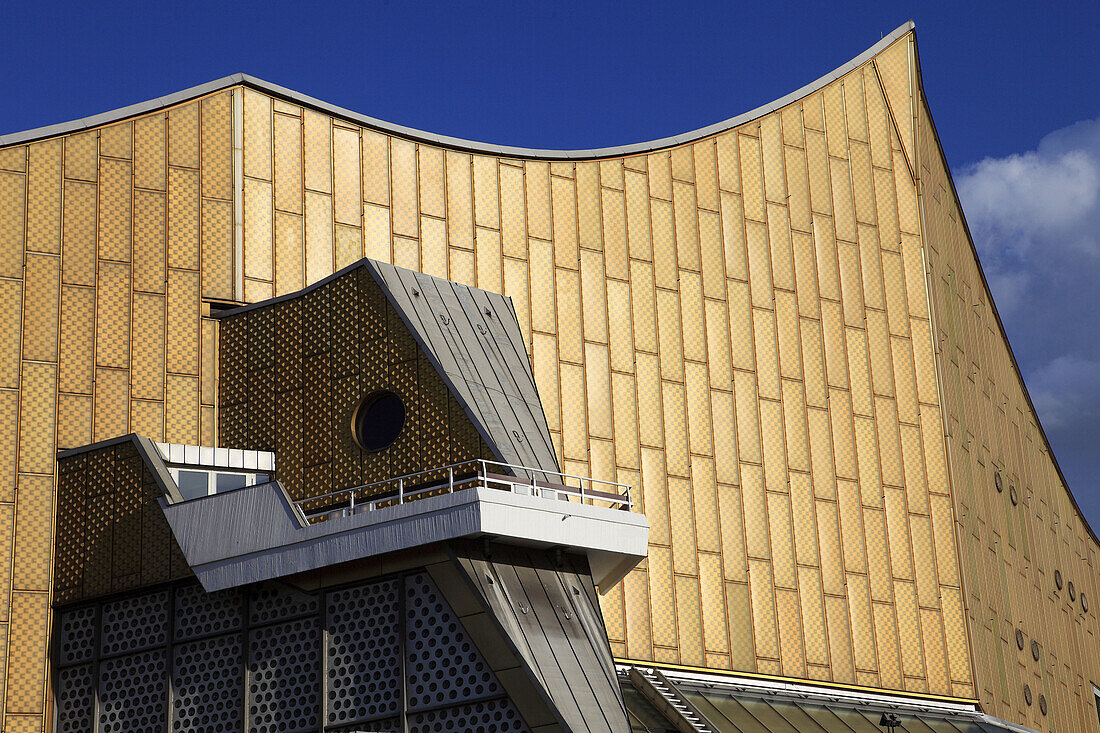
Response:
619,670,1021,733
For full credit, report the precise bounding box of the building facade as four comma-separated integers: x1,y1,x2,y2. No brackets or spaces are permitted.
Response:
0,19,1097,732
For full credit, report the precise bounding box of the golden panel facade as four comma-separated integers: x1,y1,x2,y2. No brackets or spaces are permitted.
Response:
915,86,1100,729
0,24,1096,733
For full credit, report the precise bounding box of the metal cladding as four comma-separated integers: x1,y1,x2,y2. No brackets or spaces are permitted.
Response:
51,564,545,733
365,258,562,481
53,435,190,605
450,543,632,733
215,257,560,504
0,17,1096,733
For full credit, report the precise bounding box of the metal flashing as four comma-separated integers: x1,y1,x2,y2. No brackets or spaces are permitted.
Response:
1,23,915,157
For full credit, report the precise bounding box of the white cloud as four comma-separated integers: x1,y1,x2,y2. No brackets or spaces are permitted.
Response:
955,115,1100,315
960,149,1097,231
954,116,1100,516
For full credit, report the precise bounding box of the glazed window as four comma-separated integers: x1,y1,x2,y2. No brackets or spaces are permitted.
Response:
354,391,407,452
170,468,270,500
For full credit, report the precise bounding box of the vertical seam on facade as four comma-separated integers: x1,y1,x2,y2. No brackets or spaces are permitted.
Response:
232,87,245,300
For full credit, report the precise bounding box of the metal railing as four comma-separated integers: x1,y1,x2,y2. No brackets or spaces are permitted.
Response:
295,458,633,525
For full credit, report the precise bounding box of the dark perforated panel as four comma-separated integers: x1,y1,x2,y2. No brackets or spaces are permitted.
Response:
408,698,530,733
53,566,538,732
248,581,319,625
172,634,244,732
100,589,169,657
326,579,402,726
174,583,243,641
54,455,86,605
55,664,95,733
98,649,168,733
58,605,96,665
405,572,501,711
248,617,321,733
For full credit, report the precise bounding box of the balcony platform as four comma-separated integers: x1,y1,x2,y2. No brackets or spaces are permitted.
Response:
160,460,649,593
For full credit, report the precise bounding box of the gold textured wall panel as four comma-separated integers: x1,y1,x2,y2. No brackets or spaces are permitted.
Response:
0,95,231,730
1,27,1096,733
196,33,978,706
913,57,1100,729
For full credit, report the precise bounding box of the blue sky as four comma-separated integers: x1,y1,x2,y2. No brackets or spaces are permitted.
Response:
3,1,1099,526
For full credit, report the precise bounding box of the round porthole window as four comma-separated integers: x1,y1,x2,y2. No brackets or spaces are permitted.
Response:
353,391,406,452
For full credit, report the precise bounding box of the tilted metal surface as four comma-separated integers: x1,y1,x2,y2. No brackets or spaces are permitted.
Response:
618,665,1037,733
366,258,562,480
447,543,632,732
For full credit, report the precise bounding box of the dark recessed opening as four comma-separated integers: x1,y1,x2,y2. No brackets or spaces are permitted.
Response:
353,391,406,452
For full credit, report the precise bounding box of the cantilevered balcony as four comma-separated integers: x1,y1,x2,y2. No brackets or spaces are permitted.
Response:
159,456,649,594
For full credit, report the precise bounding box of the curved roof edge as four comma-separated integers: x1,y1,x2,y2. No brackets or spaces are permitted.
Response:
1,21,915,157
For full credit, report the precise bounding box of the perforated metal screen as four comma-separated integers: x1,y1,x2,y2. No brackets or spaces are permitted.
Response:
326,579,401,726
53,572,531,732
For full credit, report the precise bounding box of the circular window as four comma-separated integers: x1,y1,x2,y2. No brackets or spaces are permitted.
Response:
353,391,406,452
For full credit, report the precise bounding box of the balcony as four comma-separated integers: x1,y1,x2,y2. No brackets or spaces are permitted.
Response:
298,459,633,523
159,457,649,595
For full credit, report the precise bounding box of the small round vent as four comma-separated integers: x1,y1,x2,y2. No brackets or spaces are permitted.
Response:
353,392,406,452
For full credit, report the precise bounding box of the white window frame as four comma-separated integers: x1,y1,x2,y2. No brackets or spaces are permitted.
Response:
168,467,270,499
